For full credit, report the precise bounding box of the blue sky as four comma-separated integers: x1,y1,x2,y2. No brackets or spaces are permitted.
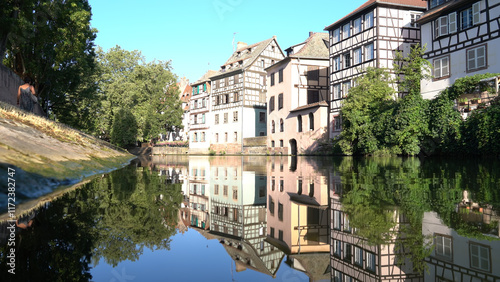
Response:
89,0,368,83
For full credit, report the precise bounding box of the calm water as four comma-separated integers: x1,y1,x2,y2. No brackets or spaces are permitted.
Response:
1,155,499,281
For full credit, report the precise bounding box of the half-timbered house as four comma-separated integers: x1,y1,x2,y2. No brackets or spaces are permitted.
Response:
209,37,285,154
266,32,330,156
324,0,426,138
418,0,500,100
177,78,191,141
188,70,217,153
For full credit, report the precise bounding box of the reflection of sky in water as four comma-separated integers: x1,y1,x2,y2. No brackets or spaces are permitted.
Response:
90,228,308,282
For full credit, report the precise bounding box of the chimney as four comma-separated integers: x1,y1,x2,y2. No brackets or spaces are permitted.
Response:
309,31,314,37
237,42,248,50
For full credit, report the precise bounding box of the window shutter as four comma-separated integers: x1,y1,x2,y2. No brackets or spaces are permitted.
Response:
434,59,441,78
448,12,457,33
473,2,480,25
442,57,449,77
439,16,448,36
468,49,476,70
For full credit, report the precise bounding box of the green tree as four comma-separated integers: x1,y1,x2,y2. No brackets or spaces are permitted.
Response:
111,108,138,147
96,46,182,145
2,0,98,132
339,67,395,155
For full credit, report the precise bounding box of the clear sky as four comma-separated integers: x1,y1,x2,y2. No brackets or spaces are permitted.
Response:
89,0,368,83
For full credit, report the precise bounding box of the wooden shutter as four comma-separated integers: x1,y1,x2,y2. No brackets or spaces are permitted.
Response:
448,12,457,33
473,2,480,25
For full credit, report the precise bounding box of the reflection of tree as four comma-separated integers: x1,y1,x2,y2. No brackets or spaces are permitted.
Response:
338,157,432,273
0,164,182,281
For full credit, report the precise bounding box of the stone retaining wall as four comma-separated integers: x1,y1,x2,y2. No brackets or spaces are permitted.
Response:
0,64,44,116
152,146,189,155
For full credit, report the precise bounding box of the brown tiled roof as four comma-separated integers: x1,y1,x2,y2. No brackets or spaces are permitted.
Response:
210,36,283,79
290,101,328,112
418,0,471,24
289,32,329,59
192,70,218,86
325,0,427,30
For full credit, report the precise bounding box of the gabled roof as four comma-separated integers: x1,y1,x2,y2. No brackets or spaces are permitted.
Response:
417,0,472,24
210,36,284,79
191,70,218,86
287,32,329,60
324,0,427,30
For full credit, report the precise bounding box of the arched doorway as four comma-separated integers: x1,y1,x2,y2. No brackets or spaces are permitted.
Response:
289,139,297,156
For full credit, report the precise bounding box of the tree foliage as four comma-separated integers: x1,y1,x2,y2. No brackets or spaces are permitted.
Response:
2,0,98,132
95,46,182,145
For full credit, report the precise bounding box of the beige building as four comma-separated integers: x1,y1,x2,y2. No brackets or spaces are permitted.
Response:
325,0,426,138
266,32,330,155
209,37,285,154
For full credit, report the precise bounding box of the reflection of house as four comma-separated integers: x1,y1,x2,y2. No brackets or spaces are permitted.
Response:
266,156,330,281
266,32,330,155
325,0,426,137
208,157,282,277
418,0,500,100
423,211,500,281
188,156,210,229
209,37,285,154
188,70,217,153
330,178,423,281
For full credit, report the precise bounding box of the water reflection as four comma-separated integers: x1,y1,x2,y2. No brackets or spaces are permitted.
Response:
0,156,499,281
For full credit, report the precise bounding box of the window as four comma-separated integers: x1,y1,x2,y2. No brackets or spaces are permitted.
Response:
278,230,283,241
433,56,449,79
259,112,266,123
279,139,283,147
280,118,284,132
215,133,219,142
307,90,320,104
271,140,275,147
353,48,362,65
333,240,342,257
309,182,314,197
333,28,340,43
467,45,486,72
270,72,275,86
366,252,376,272
234,91,239,102
333,56,341,72
269,96,275,112
203,83,207,92
333,84,341,100
278,93,283,109
365,11,374,29
202,113,205,124
214,184,219,195
342,81,351,98
435,234,452,260
193,132,198,142
224,112,228,123
342,23,350,39
430,0,448,9
297,115,302,132
435,16,449,37
365,43,374,61
334,116,342,131
234,131,237,142
278,203,283,221
269,197,275,215
354,247,363,266
297,179,302,194
470,243,490,271
233,111,238,122
334,210,342,230
343,52,351,68
279,179,284,191
353,17,362,34
272,120,275,133
224,132,228,142
233,188,238,200
308,113,314,131
279,69,283,83
344,243,352,262
223,185,228,196
411,13,421,28
201,132,205,142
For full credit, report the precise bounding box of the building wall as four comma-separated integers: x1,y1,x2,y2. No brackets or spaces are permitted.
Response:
420,0,500,99
189,82,211,151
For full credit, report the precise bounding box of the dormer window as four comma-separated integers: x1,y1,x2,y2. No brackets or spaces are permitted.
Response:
247,48,252,53
237,51,241,57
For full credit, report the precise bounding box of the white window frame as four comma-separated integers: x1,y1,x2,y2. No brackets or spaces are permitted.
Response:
433,56,449,79
342,81,351,98
354,247,363,266
353,47,362,65
467,44,486,72
365,11,374,29
353,17,362,34
435,234,452,260
449,12,457,33
342,23,350,40
333,56,341,72
470,243,490,272
365,43,374,61
333,84,341,100
473,2,480,25
366,252,376,272
333,28,340,43
435,16,448,37
334,210,342,230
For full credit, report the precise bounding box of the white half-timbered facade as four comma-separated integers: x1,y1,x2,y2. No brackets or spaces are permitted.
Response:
188,70,217,153
209,37,285,154
266,32,330,156
419,0,500,99
325,0,426,138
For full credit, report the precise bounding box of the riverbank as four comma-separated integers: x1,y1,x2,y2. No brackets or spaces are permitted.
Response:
0,102,135,214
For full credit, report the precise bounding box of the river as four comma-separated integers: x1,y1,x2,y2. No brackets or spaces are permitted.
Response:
1,155,499,281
